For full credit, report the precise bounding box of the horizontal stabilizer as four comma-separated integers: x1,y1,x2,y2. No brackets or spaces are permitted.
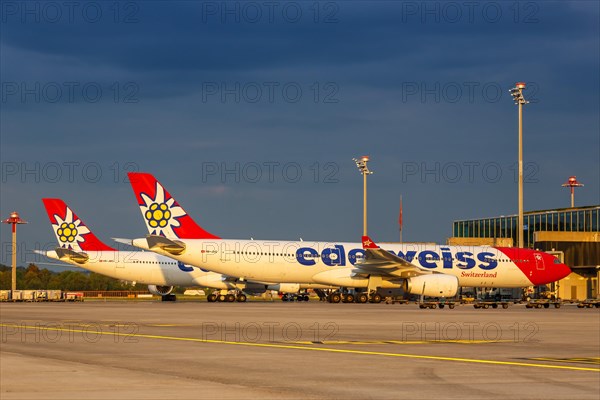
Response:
112,238,134,246
55,247,89,264
146,234,186,255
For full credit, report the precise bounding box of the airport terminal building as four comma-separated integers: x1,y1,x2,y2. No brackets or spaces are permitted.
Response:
449,205,600,300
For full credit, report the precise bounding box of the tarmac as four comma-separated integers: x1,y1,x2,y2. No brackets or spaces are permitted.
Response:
1,301,599,399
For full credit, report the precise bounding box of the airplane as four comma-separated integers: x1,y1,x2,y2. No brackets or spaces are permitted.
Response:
126,172,572,303
40,198,330,302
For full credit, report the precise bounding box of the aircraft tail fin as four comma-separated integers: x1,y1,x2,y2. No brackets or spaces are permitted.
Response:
127,172,220,239
41,198,115,252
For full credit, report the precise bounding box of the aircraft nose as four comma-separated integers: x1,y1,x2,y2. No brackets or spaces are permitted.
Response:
558,263,572,280
543,253,571,282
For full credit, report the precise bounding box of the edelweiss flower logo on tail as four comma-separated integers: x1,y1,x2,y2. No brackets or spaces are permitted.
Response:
128,172,220,240
139,182,186,238
53,207,90,251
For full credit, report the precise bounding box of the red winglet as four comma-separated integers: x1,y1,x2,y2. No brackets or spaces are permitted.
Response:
361,235,379,249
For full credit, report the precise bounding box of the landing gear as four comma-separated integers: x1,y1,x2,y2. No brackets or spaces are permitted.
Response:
208,290,248,303
329,293,342,303
356,293,368,303
324,290,386,304
370,293,382,304
161,294,177,302
343,293,355,303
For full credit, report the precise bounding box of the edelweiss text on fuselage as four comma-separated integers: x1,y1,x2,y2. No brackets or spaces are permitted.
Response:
295,245,497,270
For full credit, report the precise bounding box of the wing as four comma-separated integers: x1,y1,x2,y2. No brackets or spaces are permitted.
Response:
355,236,430,278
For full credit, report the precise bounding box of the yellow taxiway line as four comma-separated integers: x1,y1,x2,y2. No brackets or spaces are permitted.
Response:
1,323,598,373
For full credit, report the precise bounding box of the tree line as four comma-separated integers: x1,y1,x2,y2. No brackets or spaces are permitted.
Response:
0,264,148,291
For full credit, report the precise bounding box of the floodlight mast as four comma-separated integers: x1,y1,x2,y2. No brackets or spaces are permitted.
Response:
509,82,529,248
353,156,373,237
562,176,584,208
2,211,28,293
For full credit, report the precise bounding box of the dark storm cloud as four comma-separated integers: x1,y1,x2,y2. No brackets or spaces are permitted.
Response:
2,2,596,74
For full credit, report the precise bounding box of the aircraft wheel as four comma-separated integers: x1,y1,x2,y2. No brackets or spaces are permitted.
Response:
226,294,236,302
554,303,561,308
218,294,227,302
483,304,489,309
502,303,509,309
419,304,426,309
207,294,217,302
492,304,498,309
371,293,382,304
544,303,550,309
356,294,368,303
431,304,437,309
345,294,355,303
237,294,247,302
439,304,445,309
330,293,342,303
449,304,455,309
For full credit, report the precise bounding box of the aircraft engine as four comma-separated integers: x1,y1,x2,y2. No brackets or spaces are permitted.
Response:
148,285,174,296
403,275,458,297
268,283,300,293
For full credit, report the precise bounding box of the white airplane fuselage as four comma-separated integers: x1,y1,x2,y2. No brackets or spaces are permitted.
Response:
45,250,226,287
132,238,567,289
